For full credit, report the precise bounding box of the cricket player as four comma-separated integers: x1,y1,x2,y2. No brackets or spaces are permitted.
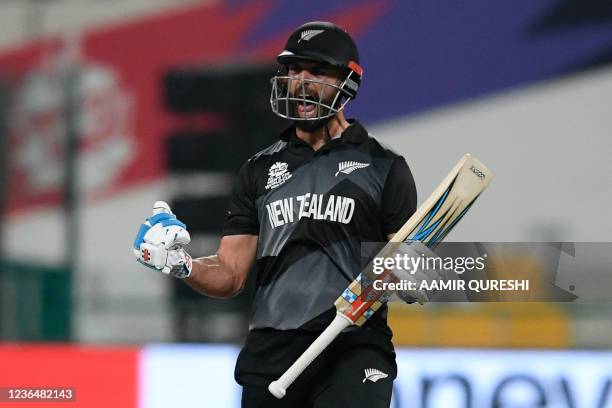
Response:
133,21,417,407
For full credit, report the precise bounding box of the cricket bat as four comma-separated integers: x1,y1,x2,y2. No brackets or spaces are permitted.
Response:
268,154,493,399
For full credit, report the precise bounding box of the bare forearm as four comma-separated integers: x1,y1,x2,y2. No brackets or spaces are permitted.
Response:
183,234,257,298
184,255,244,298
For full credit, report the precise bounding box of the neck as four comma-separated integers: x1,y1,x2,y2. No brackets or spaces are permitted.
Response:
295,112,350,151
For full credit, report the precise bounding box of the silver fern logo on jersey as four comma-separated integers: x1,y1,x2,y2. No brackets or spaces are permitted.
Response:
363,368,388,383
265,162,292,190
335,161,370,176
299,29,324,42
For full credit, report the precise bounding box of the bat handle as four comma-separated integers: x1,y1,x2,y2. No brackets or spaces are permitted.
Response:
268,313,353,399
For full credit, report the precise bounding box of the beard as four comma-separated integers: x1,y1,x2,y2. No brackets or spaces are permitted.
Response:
293,115,332,131
289,89,341,131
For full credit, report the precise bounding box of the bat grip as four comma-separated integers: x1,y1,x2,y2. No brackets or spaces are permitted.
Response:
268,313,352,399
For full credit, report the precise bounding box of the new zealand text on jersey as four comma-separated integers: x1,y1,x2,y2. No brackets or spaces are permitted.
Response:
265,193,355,228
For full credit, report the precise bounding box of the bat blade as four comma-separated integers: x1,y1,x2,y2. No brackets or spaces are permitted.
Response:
269,154,492,398
335,153,492,325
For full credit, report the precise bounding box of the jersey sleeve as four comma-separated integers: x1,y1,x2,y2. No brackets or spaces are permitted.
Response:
380,156,417,235
222,161,260,236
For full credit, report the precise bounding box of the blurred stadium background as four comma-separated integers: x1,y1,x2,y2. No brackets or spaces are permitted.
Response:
0,0,611,407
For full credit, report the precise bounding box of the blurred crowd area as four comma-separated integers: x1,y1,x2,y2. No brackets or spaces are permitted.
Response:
0,0,611,350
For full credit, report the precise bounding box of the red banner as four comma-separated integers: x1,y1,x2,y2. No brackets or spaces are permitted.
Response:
0,344,138,407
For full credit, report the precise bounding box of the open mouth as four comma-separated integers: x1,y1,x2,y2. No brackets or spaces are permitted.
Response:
295,95,318,117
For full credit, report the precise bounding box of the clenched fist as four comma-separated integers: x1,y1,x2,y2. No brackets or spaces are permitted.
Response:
132,201,193,279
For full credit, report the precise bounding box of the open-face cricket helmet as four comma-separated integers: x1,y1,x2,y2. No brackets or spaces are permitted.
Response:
270,21,363,123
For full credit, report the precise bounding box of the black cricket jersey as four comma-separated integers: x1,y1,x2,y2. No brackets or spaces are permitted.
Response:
223,120,417,386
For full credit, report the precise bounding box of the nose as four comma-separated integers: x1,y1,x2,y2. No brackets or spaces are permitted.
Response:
290,71,314,93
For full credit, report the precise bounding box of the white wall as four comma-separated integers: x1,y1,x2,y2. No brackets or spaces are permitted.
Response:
3,181,175,342
373,66,612,242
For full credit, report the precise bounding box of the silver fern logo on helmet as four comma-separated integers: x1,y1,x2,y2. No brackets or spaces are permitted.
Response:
299,29,324,42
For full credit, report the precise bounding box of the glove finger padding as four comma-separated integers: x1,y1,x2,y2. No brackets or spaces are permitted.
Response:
133,210,190,251
143,222,191,249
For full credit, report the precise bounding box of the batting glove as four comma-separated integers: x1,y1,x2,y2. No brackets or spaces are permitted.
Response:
133,201,193,279
390,242,438,305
